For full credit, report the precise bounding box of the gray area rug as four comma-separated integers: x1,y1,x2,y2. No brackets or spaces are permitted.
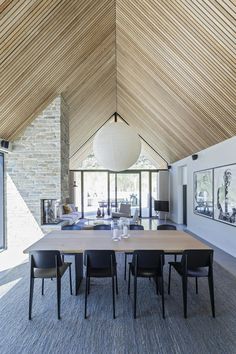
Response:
0,254,236,354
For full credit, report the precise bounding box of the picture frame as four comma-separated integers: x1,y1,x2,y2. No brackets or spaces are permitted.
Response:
193,169,213,218
213,163,236,227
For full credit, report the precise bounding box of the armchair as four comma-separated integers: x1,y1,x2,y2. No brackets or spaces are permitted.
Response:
112,203,131,218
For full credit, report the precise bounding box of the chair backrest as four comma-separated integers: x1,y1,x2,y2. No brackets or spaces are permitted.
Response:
132,250,164,269
30,250,62,269
157,224,177,230
62,224,82,230
93,224,111,230
130,224,144,230
84,250,116,268
119,203,131,214
181,249,213,269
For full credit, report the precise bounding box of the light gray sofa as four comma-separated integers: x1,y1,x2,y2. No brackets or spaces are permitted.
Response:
59,204,80,225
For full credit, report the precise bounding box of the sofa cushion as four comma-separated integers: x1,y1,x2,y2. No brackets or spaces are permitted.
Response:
63,204,73,214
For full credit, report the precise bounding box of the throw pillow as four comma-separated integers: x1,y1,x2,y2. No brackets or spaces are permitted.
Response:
63,204,73,214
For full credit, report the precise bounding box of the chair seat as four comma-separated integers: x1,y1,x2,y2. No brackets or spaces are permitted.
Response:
33,262,71,278
169,262,209,277
130,263,162,277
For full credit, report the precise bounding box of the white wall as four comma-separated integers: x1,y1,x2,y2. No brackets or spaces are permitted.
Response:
170,136,236,257
157,170,169,219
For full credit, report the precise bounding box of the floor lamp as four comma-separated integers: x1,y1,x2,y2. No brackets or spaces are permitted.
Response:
154,200,169,222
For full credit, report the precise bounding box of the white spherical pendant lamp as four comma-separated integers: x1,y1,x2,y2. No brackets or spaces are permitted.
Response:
93,121,141,171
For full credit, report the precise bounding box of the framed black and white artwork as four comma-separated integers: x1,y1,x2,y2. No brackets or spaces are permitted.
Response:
194,169,213,218
214,164,236,226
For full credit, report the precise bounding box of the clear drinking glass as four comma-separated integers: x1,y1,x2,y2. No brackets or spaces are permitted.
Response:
120,217,130,238
111,220,121,241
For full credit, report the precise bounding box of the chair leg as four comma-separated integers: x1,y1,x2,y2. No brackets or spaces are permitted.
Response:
112,276,116,319
168,264,171,295
161,275,165,319
56,277,61,320
29,277,34,320
155,275,159,295
128,265,131,295
115,274,118,295
84,276,88,319
134,275,137,319
208,274,215,318
195,277,198,294
182,276,188,318
124,253,127,280
88,277,90,295
174,254,177,262
69,265,72,295
41,278,44,295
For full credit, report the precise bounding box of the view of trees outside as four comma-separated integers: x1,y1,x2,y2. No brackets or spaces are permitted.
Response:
78,153,157,170
83,172,108,217
117,173,139,216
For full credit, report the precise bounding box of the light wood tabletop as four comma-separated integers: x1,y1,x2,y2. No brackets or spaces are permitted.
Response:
23,230,211,254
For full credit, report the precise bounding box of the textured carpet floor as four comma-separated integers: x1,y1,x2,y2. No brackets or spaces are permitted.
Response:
0,254,236,354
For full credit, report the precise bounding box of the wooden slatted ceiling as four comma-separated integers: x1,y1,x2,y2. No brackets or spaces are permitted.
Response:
0,0,235,166
117,0,236,162
0,0,116,140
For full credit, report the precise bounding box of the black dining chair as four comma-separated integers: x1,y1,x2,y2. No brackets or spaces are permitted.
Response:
93,224,111,230
128,250,165,319
84,250,118,319
157,224,178,261
124,224,144,280
29,250,72,320
168,249,215,318
157,224,177,231
62,224,82,230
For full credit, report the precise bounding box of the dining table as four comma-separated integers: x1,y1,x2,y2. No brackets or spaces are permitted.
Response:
23,229,211,295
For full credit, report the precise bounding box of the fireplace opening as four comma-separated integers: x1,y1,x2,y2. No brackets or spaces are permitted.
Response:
41,199,61,225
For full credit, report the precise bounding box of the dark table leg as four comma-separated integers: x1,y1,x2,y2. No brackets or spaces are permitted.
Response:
62,253,83,295
74,253,83,295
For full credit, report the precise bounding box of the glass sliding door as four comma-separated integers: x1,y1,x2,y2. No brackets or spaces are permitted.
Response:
109,173,116,215
70,169,162,219
141,171,150,217
83,171,108,218
0,153,5,249
71,171,82,214
116,172,140,216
